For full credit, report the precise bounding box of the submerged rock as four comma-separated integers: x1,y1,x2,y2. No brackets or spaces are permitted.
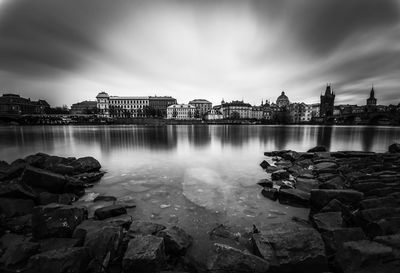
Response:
206,243,269,273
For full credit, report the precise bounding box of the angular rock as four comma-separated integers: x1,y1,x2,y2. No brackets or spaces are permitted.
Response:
265,166,279,173
310,189,364,210
259,160,270,169
280,151,300,162
321,227,367,254
128,221,166,237
374,233,400,249
271,170,290,181
320,199,347,213
94,204,127,220
21,166,68,193
252,223,327,273
360,196,399,209
27,247,89,273
0,159,26,181
0,179,36,199
278,188,310,207
356,207,400,224
336,240,393,273
313,162,338,171
319,176,345,189
156,226,192,255
122,235,165,273
295,177,319,192
207,243,269,273
261,188,278,201
307,146,327,153
70,157,101,173
257,179,273,188
0,197,34,218
32,203,88,239
93,195,117,202
38,192,76,205
365,217,400,237
388,143,400,153
73,171,105,184
39,237,80,253
312,212,343,231
0,233,39,267
104,214,133,230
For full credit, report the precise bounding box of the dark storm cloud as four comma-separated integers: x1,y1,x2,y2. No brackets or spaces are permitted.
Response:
0,0,131,76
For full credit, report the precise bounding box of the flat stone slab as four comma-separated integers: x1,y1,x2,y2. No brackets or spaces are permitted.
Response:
312,212,343,231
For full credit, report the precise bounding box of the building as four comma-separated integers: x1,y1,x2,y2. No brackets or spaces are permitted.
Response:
204,109,223,120
220,100,252,119
167,104,197,119
320,85,335,118
289,103,303,123
251,106,264,120
96,92,149,118
366,87,377,113
0,94,50,116
149,96,177,117
70,101,97,115
276,91,290,109
189,99,212,118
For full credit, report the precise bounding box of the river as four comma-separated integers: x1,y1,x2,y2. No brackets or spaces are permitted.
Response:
1,125,400,259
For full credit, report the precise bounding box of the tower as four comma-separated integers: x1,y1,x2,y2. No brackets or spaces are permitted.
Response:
320,85,335,118
367,86,377,106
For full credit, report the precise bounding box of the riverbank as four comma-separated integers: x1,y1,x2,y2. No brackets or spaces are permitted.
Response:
1,144,400,272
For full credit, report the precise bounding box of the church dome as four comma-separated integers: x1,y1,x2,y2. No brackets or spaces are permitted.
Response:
276,91,289,107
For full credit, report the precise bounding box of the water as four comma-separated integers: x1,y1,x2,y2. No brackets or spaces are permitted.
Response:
1,125,400,260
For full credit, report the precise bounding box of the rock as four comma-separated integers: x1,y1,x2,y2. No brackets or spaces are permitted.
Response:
104,214,133,230
271,170,290,181
0,160,10,174
321,227,367,254
128,221,166,237
388,143,400,153
39,238,80,252
310,189,364,210
72,219,123,271
206,243,269,273
0,197,34,218
280,151,300,162
122,235,166,273
93,195,117,202
259,160,270,169
70,157,101,173
374,233,400,249
360,196,399,209
336,240,393,273
261,188,278,201
365,217,400,237
295,177,319,192
0,179,36,199
21,166,68,193
252,223,327,273
355,207,400,224
312,212,343,231
38,192,77,205
278,189,310,207
5,214,32,234
0,233,39,267
32,203,88,239
73,171,105,184
94,204,127,220
319,176,345,189
257,179,273,188
265,166,279,173
209,224,241,242
313,162,338,171
320,199,347,213
156,226,192,255
24,153,50,168
307,146,327,153
27,247,90,273
0,159,26,181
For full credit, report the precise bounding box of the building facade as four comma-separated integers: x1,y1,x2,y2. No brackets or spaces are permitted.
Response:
0,94,49,116
149,96,177,117
70,101,97,115
167,104,197,119
189,99,212,118
320,85,335,118
204,109,223,120
220,100,252,119
96,92,149,118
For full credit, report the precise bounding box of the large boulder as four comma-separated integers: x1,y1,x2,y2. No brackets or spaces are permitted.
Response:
311,212,343,232
156,226,192,256
336,240,394,273
70,157,101,173
271,170,290,181
259,160,270,169
0,179,36,199
0,233,39,268
388,143,400,153
321,227,367,254
206,243,269,273
128,221,166,237
32,203,88,239
72,219,124,271
310,189,364,211
252,223,327,273
278,189,310,207
261,188,278,201
122,235,166,273
307,146,327,153
94,204,127,220
21,166,69,193
295,177,319,192
319,176,345,190
26,247,90,273
0,159,26,181
0,197,35,217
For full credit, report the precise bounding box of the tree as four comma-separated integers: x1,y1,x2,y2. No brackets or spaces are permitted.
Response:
194,109,200,119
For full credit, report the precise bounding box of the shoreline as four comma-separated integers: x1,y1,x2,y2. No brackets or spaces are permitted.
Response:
0,145,400,272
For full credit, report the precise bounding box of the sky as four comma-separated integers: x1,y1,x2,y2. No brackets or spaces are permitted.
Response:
0,0,399,107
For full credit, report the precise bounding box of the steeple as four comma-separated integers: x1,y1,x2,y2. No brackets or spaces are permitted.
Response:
370,85,375,99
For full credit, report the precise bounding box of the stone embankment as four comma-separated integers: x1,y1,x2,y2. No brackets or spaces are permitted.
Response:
257,143,400,273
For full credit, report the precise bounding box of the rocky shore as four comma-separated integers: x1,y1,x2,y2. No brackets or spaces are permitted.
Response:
1,144,400,273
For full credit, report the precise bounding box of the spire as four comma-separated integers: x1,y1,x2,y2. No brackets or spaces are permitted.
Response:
370,85,375,98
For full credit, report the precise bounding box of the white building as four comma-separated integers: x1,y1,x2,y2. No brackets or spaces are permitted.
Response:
188,99,212,117
96,92,149,118
167,104,197,119
204,109,223,120
251,106,264,120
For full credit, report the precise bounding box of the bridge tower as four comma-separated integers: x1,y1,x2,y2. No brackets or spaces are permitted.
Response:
320,84,335,118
